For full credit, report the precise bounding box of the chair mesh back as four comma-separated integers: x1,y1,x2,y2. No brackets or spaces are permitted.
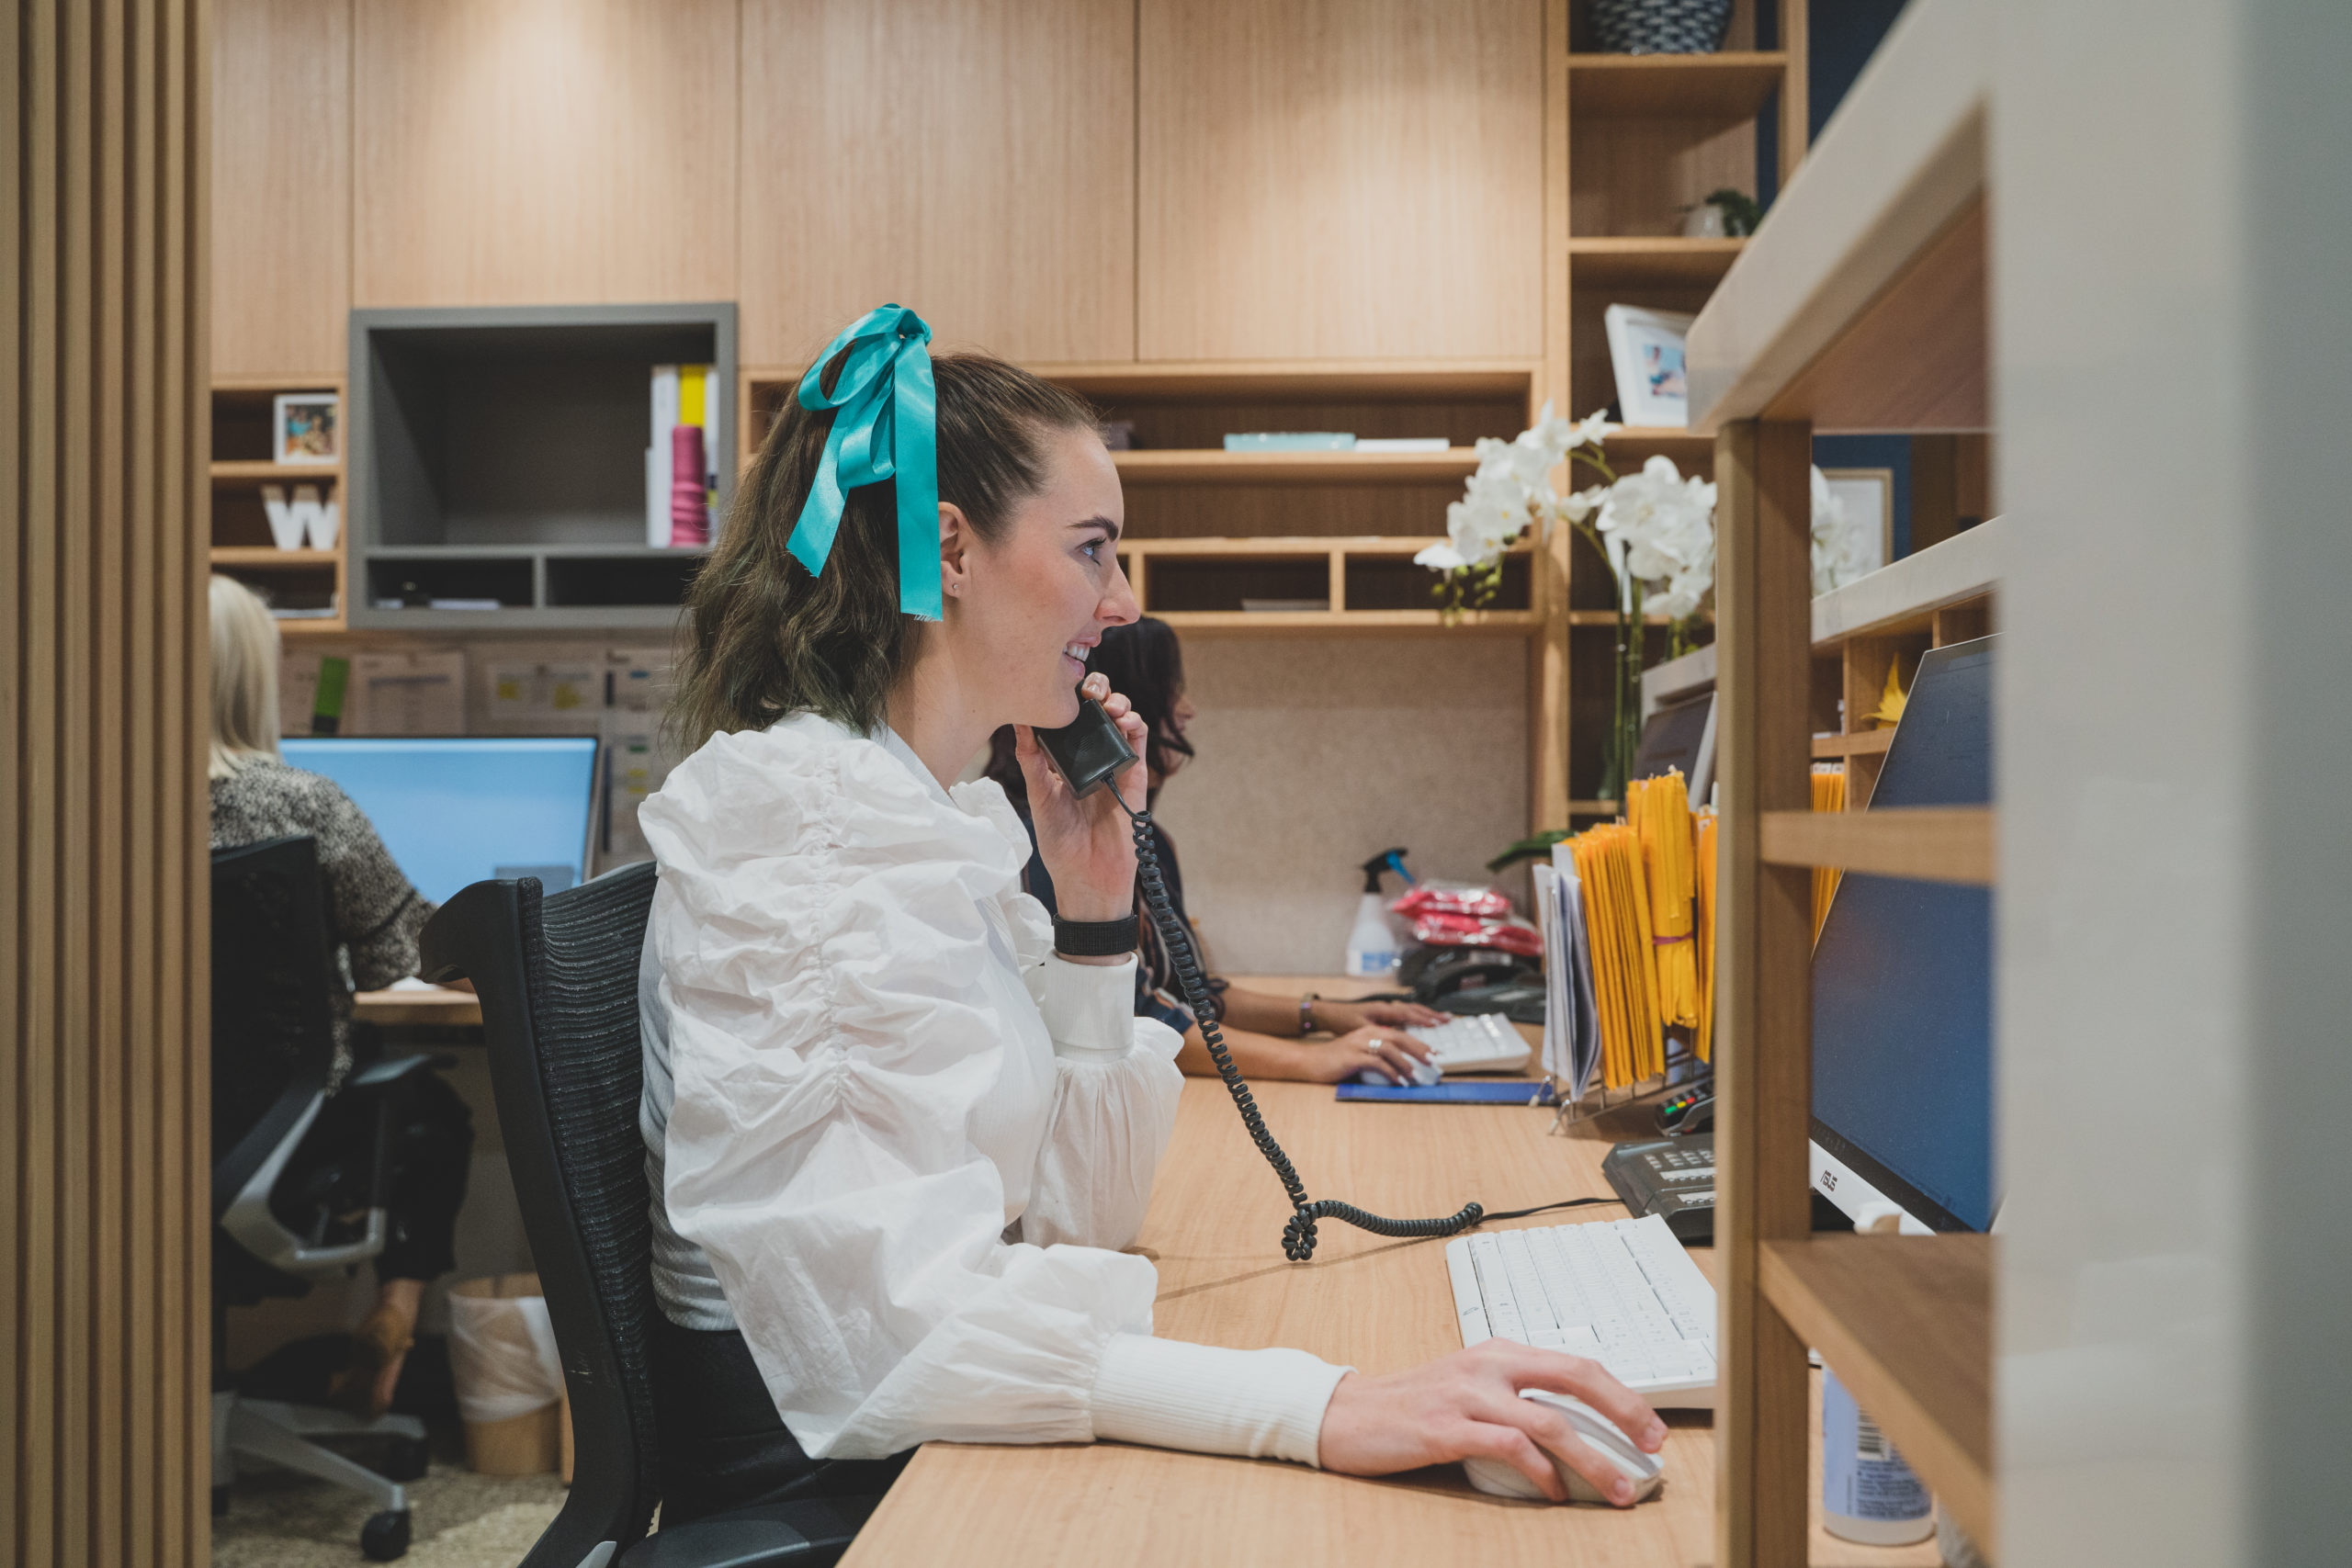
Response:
518,862,662,1506
210,835,337,1178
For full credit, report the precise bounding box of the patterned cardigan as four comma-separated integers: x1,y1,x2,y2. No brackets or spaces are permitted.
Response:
209,758,434,1089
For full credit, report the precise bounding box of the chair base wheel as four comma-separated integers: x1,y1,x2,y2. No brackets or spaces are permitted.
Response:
381,1435,431,1483
361,1508,411,1561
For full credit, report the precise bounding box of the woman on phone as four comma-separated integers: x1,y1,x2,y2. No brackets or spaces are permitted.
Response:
637,308,1663,1524
985,617,1449,1086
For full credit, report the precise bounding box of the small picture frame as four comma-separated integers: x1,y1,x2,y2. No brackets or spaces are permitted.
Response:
1603,304,1696,429
1822,468,1894,576
273,391,339,466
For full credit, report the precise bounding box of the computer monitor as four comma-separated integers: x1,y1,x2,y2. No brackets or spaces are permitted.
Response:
278,736,601,906
1633,691,1714,807
1807,637,1996,1234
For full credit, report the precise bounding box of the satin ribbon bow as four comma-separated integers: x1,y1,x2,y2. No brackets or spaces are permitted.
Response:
786,304,943,619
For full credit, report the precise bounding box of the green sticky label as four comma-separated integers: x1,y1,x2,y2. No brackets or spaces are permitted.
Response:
312,656,349,737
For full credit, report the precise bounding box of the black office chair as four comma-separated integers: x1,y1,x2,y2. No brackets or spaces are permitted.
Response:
211,834,440,1562
420,863,885,1568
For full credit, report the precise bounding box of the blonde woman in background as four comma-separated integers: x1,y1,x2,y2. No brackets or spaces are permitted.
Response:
209,575,472,1416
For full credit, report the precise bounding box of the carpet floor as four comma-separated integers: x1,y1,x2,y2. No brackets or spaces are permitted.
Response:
212,1421,565,1568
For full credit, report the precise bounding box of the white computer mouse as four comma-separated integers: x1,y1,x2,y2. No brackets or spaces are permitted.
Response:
1462,1392,1665,1506
1357,1057,1442,1088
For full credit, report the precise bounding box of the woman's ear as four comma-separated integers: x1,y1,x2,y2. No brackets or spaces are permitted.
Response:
938,502,974,602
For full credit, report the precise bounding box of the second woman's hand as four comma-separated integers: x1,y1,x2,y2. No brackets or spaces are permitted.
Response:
1014,672,1154,929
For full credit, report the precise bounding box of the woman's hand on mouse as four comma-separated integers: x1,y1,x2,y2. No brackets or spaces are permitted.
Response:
1014,672,1152,926
1293,1024,1431,1085
1317,1341,1666,1506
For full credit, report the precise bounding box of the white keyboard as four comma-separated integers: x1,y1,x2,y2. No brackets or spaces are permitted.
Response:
1411,1011,1532,1074
1445,1213,1718,1407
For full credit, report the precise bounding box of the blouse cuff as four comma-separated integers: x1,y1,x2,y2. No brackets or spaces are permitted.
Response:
1034,955,1141,1062
1090,1333,1350,1468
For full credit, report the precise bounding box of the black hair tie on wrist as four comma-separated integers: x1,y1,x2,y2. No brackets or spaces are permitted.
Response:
1053,913,1138,957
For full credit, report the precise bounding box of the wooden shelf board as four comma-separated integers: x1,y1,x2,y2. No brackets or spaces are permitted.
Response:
742,360,1539,402
1569,798,1622,816
1566,236,1746,288
1024,359,1537,400
210,375,344,394
1120,534,1528,559
210,460,343,481
1812,728,1896,759
274,617,348,636
1605,424,1712,447
1566,609,1675,626
1112,447,1478,484
1760,1234,1994,1555
209,547,339,568
1759,805,1993,885
1151,609,1538,635
1568,51,1790,120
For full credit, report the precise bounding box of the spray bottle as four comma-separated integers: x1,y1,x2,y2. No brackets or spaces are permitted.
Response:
1345,848,1415,977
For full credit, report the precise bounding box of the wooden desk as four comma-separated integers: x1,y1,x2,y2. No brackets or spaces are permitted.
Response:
845,978,1939,1567
353,984,482,1029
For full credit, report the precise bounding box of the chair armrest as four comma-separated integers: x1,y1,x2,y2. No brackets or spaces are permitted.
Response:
616,1496,869,1568
345,1053,440,1090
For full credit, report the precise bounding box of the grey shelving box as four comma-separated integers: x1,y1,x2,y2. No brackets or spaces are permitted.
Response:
347,302,737,630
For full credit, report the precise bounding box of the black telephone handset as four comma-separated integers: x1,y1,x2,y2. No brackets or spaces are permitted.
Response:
1034,694,1136,800
1035,684,1484,1262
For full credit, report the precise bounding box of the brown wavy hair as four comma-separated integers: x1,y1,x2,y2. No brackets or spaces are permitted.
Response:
669,348,1099,755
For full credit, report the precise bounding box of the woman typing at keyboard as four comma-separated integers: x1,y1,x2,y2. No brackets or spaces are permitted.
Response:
984,615,1450,1087
637,310,1665,1527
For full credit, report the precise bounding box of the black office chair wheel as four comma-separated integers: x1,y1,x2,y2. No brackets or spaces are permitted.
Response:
360,1508,411,1561
383,1435,432,1482
211,1484,231,1519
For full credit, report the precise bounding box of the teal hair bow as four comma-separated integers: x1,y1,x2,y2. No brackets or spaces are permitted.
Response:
786,304,943,620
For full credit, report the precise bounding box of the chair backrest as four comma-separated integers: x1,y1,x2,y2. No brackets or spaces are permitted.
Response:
210,834,339,1207
421,861,662,1566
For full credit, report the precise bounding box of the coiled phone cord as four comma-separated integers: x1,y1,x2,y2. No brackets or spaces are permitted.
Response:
1110,784,1485,1262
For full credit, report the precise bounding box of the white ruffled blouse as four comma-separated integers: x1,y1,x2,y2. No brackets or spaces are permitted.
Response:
637,714,1348,1465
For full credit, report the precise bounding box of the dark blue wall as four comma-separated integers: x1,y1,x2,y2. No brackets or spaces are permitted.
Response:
1753,2,1919,553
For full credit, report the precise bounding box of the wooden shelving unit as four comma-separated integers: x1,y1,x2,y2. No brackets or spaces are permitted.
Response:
209,380,347,634
1113,535,1539,636
1687,3,1995,1564
1567,51,1792,120
1542,0,1810,826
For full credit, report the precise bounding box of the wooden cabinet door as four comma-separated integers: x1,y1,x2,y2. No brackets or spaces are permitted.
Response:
213,0,351,378
1139,0,1544,361
738,0,1136,369
352,0,737,307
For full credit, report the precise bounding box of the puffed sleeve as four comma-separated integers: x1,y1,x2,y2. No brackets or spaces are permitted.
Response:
645,724,1346,1465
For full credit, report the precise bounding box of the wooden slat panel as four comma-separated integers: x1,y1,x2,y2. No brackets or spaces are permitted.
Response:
1712,419,1817,1568
10,0,210,1557
1758,806,1995,886
1760,1235,1995,1556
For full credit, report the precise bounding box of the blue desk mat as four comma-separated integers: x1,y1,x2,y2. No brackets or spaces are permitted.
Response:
1336,1080,1555,1105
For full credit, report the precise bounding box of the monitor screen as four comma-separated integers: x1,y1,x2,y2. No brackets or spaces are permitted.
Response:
280,737,600,906
1634,692,1714,804
1808,637,1996,1233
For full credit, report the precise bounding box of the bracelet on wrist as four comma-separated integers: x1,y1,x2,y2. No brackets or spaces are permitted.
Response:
1297,991,1319,1036
1053,913,1138,958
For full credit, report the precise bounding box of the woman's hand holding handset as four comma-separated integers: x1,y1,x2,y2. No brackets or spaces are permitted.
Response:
1014,672,1153,927
1318,1342,1668,1506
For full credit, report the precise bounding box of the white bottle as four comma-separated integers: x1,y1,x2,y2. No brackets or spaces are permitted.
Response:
1821,1368,1934,1545
1345,851,1407,977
